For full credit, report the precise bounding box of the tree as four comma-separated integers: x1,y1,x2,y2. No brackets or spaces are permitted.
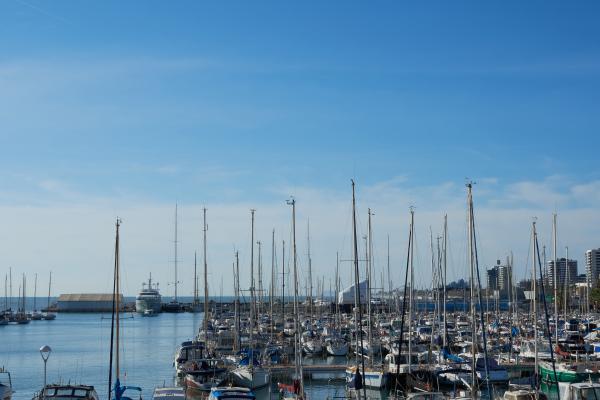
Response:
590,287,600,310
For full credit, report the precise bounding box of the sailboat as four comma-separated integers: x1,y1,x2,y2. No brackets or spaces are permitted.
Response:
231,210,271,389
345,181,386,397
42,272,56,320
108,218,142,400
164,204,183,313
276,197,305,399
31,273,43,320
15,275,30,324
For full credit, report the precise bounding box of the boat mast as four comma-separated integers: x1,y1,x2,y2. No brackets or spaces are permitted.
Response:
532,220,539,392
307,220,313,324
21,274,26,313
287,197,304,393
108,218,121,400
234,251,240,352
442,215,448,348
174,203,179,303
367,208,374,367
335,252,340,330
250,209,256,351
34,273,37,312
281,240,285,327
408,208,414,373
552,213,558,345
193,253,198,307
387,235,391,311
466,183,478,393
203,207,209,333
257,240,263,317
351,181,367,399
47,271,52,310
270,229,275,342
564,246,569,318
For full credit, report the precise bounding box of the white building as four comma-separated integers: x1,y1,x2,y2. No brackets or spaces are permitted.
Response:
338,280,368,305
586,249,600,287
57,293,123,312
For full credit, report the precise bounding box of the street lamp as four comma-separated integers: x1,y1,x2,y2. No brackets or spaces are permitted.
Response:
39,345,52,388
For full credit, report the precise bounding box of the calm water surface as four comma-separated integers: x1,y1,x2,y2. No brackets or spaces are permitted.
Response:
1,312,351,400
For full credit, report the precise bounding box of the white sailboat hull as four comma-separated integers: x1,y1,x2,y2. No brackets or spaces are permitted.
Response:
345,367,387,389
230,366,270,389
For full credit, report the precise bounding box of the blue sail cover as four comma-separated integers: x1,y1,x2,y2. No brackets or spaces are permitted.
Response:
441,348,465,363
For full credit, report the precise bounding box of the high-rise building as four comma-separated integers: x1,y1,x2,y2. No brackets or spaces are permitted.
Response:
498,264,512,292
547,258,578,287
487,259,512,294
487,266,498,290
586,249,600,287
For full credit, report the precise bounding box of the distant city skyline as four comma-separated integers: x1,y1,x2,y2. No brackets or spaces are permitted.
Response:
1,1,599,295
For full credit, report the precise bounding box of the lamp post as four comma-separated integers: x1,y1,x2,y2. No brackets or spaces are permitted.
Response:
39,345,51,388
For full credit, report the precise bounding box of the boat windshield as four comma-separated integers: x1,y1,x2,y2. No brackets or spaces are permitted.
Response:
573,387,600,400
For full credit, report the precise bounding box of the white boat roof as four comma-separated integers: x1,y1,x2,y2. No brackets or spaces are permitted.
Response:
153,387,186,399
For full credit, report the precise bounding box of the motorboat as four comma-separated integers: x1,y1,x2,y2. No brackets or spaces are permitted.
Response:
136,274,162,314
32,385,99,400
183,359,227,392
558,381,600,400
42,313,56,321
208,387,255,400
143,309,158,317
174,341,211,377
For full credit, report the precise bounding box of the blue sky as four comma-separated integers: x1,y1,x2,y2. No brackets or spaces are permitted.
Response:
1,1,600,295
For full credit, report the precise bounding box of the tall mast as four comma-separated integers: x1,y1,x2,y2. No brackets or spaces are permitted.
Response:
250,209,256,349
115,219,121,380
9,267,12,311
203,207,209,333
22,274,26,312
335,252,340,330
351,181,367,400
564,246,569,318
174,203,179,302
34,273,38,311
307,220,313,323
443,214,448,348
282,240,285,326
408,208,414,373
552,213,558,345
532,220,539,389
467,183,477,392
257,240,263,317
194,253,198,306
234,251,240,352
108,218,122,399
47,271,52,310
287,197,304,393
367,208,374,366
387,235,391,310
270,229,275,342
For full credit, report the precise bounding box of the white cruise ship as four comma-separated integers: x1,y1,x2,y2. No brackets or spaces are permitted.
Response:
135,274,162,313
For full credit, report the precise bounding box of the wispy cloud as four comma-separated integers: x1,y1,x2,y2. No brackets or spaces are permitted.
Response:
2,174,599,295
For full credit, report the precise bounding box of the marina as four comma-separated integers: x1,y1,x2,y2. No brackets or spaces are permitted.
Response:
2,1,600,400
4,184,600,400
